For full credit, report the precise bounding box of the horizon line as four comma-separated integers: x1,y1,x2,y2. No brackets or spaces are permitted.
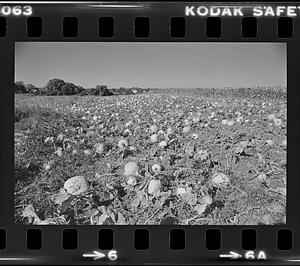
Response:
15,80,287,90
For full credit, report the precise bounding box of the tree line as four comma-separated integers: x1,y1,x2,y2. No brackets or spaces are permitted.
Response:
15,79,150,96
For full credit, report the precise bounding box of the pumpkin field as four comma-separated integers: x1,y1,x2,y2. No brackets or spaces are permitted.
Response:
14,88,287,225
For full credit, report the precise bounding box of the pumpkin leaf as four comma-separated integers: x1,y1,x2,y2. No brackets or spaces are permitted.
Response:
51,188,70,206
21,204,42,224
181,192,197,206
194,203,208,215
131,190,148,210
97,213,110,225
115,212,127,225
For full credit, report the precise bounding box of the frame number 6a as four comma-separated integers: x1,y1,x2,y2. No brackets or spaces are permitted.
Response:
245,251,267,260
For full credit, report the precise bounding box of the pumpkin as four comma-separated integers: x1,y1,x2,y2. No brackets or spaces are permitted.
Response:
199,195,213,205
176,187,187,195
148,179,161,195
211,172,230,187
221,119,228,125
94,143,105,154
191,133,199,139
166,127,173,135
152,163,162,173
192,114,200,124
64,176,89,196
282,138,287,147
265,139,274,146
118,138,128,149
149,125,158,133
150,134,158,143
182,126,191,134
158,140,168,148
227,120,235,126
126,175,137,186
124,161,139,176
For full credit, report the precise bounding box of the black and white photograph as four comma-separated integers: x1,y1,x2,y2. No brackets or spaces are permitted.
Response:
14,42,286,225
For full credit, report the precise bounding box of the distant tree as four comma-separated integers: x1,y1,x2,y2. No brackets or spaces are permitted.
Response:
89,88,98,95
119,87,126,95
44,78,65,95
79,90,88,96
48,88,58,96
25,84,38,94
125,88,133,95
39,86,48,95
15,81,27,93
61,82,77,95
81,88,96,95
74,86,84,95
116,87,127,95
95,85,113,96
109,88,119,95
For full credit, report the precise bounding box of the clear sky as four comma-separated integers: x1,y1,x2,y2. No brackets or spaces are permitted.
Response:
15,42,286,89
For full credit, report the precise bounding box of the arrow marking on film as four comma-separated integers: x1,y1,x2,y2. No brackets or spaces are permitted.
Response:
82,251,106,261
219,251,242,259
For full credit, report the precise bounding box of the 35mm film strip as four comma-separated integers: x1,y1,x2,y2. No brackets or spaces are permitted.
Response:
0,1,299,265
0,2,298,39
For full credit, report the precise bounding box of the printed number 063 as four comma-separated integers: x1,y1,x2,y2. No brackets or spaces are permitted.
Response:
0,6,33,16
108,250,118,261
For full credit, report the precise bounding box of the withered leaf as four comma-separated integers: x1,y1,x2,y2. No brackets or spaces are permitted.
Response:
51,188,70,206
194,203,208,215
